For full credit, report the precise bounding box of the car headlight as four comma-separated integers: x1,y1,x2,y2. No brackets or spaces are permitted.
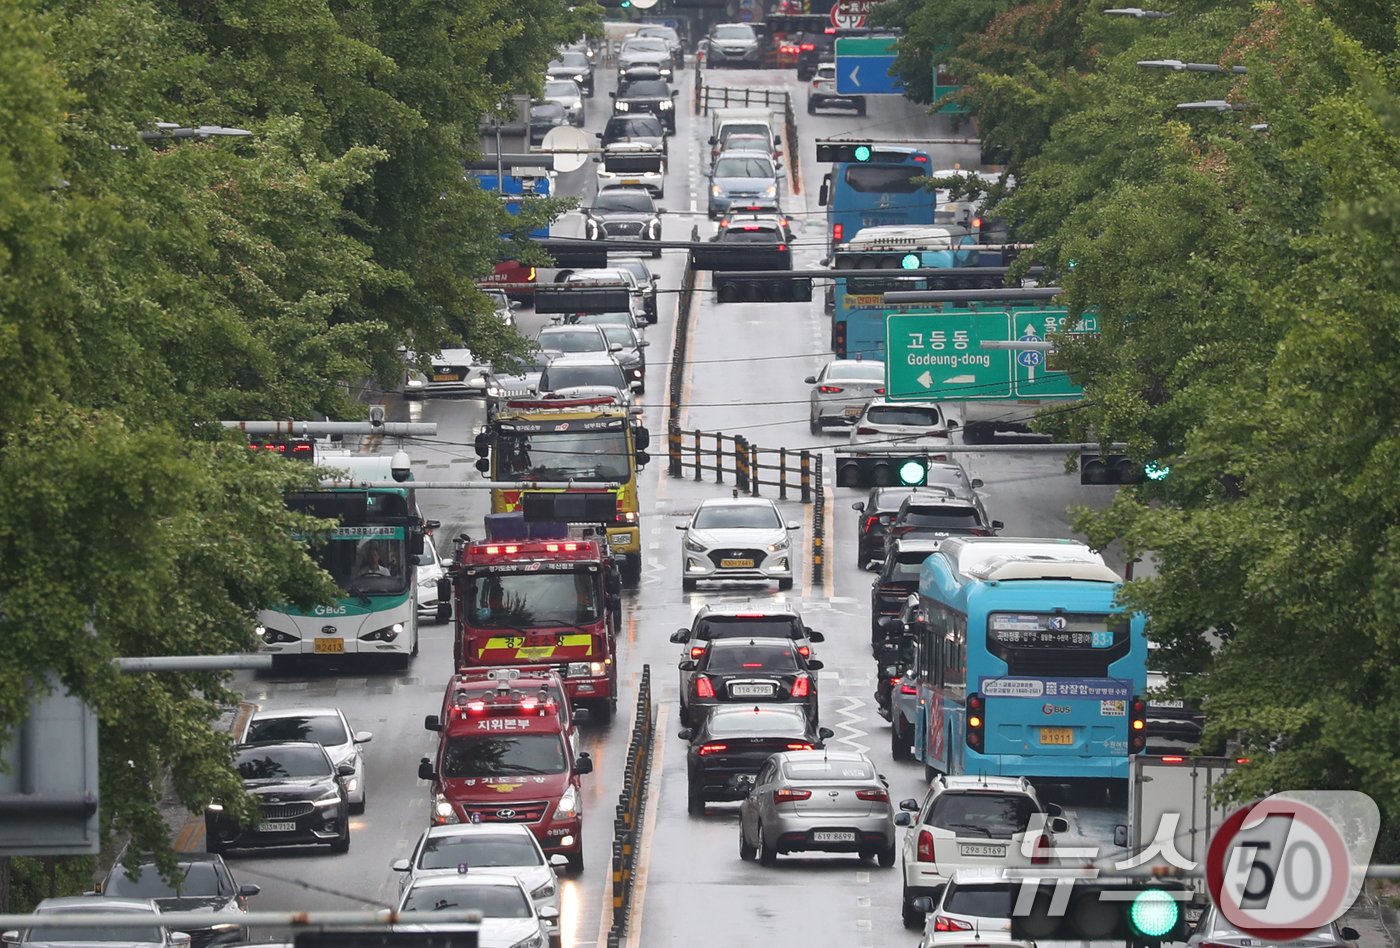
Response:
572,74,584,83
763,184,777,198
432,793,460,824
766,539,790,553
508,934,544,948
555,785,580,819
530,878,557,900
659,100,673,109
684,537,707,553
620,511,639,524
711,185,722,197
360,622,402,642
314,789,343,808
647,219,661,238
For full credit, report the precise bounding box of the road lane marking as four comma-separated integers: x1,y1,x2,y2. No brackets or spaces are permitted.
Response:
832,696,869,754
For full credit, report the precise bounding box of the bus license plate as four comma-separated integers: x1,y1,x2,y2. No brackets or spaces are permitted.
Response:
433,372,460,382
314,638,344,654
1039,727,1073,746
257,822,297,832
813,831,855,843
720,558,754,568
960,843,1007,857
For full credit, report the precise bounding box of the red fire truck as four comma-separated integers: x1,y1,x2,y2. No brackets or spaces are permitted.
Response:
450,535,623,723
419,669,593,871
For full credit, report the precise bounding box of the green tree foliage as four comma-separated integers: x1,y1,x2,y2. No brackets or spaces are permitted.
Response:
0,0,589,907
901,0,1400,817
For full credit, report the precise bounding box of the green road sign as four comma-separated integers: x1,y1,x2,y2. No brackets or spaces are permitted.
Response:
886,308,1096,401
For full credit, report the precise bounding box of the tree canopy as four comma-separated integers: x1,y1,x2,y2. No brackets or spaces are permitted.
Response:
0,0,591,905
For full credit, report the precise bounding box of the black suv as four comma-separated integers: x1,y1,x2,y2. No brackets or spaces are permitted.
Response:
882,490,1002,560
582,188,663,255
679,705,831,815
713,218,791,267
851,487,922,569
670,604,825,661
870,537,943,643
598,114,667,157
677,636,823,728
612,71,678,134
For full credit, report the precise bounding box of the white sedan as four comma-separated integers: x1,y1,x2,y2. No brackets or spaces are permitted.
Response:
677,497,800,592
416,539,450,623
394,873,557,948
241,707,373,813
391,824,567,943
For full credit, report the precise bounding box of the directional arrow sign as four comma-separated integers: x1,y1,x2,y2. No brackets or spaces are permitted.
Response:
916,369,933,389
835,36,902,96
1012,309,1097,398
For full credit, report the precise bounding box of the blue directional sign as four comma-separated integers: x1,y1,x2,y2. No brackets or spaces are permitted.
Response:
1017,327,1043,368
835,37,903,96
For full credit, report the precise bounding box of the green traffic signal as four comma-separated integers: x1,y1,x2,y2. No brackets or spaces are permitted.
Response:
1128,889,1180,939
900,252,920,270
897,459,926,485
1144,462,1170,481
853,144,872,162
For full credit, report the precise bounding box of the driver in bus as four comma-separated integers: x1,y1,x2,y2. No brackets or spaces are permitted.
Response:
358,545,392,577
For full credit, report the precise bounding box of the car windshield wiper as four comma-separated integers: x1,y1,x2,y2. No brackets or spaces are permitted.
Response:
942,822,994,837
344,582,374,606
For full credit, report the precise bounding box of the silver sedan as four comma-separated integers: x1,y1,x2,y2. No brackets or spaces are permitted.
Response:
806,359,886,433
738,750,896,866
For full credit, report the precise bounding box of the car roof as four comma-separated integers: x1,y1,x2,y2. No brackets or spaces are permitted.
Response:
706,636,797,651
235,739,327,754
250,707,344,720
423,822,538,840
696,602,801,618
777,749,866,763
544,353,623,366
869,486,921,507
716,149,775,161
900,493,976,510
697,496,780,508
538,324,605,337
863,397,941,410
406,872,528,890
36,897,160,913
937,775,1036,793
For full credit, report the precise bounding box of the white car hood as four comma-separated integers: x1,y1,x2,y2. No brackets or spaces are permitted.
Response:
396,918,540,948
687,527,787,549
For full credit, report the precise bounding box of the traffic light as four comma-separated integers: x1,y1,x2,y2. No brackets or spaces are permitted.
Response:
1129,695,1148,753
529,238,609,269
965,692,985,752
1009,879,1189,947
836,452,940,488
1080,453,1144,485
714,274,813,303
816,141,874,163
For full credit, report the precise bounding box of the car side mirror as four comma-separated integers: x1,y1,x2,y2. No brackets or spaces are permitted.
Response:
807,630,825,643
803,375,817,384
238,883,261,898
418,757,436,782
1341,928,1360,942
549,854,570,872
572,707,592,725
971,478,984,488
637,340,651,348
1113,823,1128,848
594,131,603,139
677,728,694,741
678,659,697,671
851,501,865,512
1050,817,1070,834
390,858,411,873
170,934,192,948
4,933,21,947
538,906,561,921
900,797,921,811
946,418,959,428
992,520,1004,531
708,136,717,145
1045,802,1063,816
424,714,442,732
818,726,834,740
805,660,824,670
786,521,801,531
592,156,602,163
354,730,373,744
337,762,356,777
575,754,593,775
675,523,687,530
669,629,690,643
671,90,679,97
609,91,617,98
774,134,783,145
894,812,912,826
411,553,431,566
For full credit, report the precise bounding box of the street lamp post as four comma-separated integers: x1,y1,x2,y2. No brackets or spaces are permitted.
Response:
1103,7,1173,18
1139,59,1248,74
138,122,253,142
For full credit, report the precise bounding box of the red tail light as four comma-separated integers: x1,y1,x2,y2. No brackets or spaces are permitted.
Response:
696,675,715,699
913,155,929,164
861,515,878,533
832,223,843,242
1030,833,1051,865
855,788,889,802
875,387,886,394
817,385,843,393
856,426,877,434
786,742,813,751
900,682,918,695
797,645,811,658
916,829,936,862
889,677,901,687
791,677,810,698
774,788,811,803
697,742,728,756
933,916,971,932
801,42,815,50
777,243,788,252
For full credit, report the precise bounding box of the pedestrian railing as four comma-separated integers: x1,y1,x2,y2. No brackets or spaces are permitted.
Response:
699,85,790,115
666,428,821,504
607,665,655,948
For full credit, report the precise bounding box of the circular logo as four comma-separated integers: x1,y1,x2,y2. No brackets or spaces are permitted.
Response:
1047,615,1068,632
496,808,518,820
1206,797,1354,939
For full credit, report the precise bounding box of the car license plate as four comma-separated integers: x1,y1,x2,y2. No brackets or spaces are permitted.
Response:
812,831,855,843
314,638,344,654
432,372,460,382
257,822,297,832
720,558,754,568
959,843,1008,857
622,178,640,185
1152,699,1185,709
1040,727,1073,746
730,683,774,697
843,406,864,416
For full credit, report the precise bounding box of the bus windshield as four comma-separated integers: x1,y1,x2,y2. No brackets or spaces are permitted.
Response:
303,529,411,596
465,571,601,628
494,429,631,481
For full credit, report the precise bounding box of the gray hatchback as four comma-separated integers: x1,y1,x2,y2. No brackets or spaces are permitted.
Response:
738,750,896,866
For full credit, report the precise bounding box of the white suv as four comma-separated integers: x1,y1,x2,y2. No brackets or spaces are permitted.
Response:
896,775,1067,929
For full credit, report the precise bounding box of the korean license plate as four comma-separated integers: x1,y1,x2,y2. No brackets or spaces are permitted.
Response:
1152,699,1185,709
959,843,1008,857
1039,727,1073,746
432,372,460,382
720,558,755,568
609,532,629,546
314,638,344,654
812,831,855,843
843,406,864,416
257,822,297,832
622,178,640,185
730,683,774,697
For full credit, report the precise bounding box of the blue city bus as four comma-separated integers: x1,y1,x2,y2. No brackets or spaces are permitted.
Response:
818,146,934,257
890,537,1149,791
829,225,980,358
472,168,553,239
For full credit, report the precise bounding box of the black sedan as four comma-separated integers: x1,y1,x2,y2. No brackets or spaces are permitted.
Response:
204,742,353,854
611,75,678,134
599,114,667,157
680,705,832,815
529,102,569,146
582,188,663,256
99,853,259,948
678,636,822,728
546,51,593,97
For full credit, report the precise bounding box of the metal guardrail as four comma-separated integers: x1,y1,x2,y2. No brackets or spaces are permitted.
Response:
699,85,790,115
606,665,655,948
667,429,815,504
811,452,825,588
783,96,801,196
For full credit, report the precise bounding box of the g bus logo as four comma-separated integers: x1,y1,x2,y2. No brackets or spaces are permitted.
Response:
1206,791,1379,939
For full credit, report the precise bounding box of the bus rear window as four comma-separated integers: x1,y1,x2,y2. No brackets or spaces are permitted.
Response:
843,165,923,193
